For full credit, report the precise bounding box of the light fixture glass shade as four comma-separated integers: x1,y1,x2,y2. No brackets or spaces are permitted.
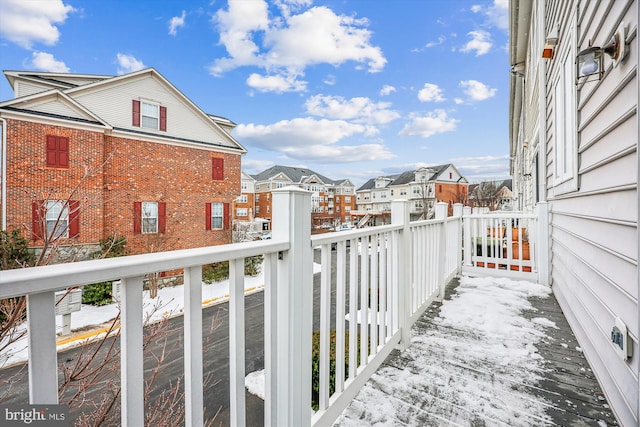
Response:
576,46,603,82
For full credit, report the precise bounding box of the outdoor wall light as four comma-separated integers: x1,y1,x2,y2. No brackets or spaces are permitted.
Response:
576,22,626,83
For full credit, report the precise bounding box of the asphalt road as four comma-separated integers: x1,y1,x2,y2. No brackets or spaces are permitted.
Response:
0,248,347,426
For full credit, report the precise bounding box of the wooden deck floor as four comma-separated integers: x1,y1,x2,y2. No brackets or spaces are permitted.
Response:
336,277,619,426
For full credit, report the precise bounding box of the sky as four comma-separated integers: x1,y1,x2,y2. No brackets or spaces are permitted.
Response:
0,0,512,187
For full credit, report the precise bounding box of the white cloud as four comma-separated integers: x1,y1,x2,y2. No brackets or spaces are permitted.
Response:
28,51,69,72
460,30,492,56
418,83,445,102
210,1,386,93
241,158,274,174
305,95,400,125
116,53,146,75
0,0,75,49
425,35,446,48
399,110,458,138
168,10,186,36
451,155,510,181
323,74,336,86
471,0,508,31
380,85,396,96
246,73,307,93
235,117,394,162
459,80,496,101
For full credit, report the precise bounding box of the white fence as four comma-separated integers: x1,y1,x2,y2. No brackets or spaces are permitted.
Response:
461,203,549,283
2,189,529,426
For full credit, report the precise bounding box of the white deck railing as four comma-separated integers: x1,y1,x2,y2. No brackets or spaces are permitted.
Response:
461,203,549,283
3,190,540,427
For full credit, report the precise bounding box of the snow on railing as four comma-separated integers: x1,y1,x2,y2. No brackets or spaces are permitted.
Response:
0,191,465,427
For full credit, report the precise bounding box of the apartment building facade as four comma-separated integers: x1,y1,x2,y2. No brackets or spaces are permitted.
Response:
0,69,245,258
355,165,468,224
246,165,356,230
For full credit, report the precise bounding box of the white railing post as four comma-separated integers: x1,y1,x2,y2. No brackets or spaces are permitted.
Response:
229,258,246,427
184,265,203,427
463,206,472,267
391,199,410,350
27,291,58,404
271,186,312,426
120,275,145,427
536,202,550,286
453,204,464,275
434,202,448,301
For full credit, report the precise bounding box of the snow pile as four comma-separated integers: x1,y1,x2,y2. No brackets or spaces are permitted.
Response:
336,276,556,426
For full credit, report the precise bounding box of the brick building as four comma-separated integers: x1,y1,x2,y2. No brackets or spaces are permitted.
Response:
248,165,356,230
0,69,246,258
354,165,468,225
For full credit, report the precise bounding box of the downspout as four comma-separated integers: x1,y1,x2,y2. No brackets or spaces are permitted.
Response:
0,117,6,231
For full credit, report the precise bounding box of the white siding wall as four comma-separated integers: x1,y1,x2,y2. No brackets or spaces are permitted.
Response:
542,0,638,425
30,99,88,120
72,75,236,149
15,81,50,98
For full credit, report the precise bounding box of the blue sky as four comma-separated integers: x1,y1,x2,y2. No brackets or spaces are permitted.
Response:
0,0,511,187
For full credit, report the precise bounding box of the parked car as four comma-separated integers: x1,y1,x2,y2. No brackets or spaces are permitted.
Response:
260,232,272,240
337,223,354,231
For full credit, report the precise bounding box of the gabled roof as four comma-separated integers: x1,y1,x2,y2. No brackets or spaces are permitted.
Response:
252,165,335,185
1,68,246,154
4,70,113,92
356,174,399,191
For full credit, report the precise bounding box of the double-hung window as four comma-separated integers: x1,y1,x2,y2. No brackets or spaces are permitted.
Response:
132,99,167,131
205,202,229,230
142,202,158,233
211,202,223,229
141,102,159,130
134,201,166,234
31,199,80,240
46,200,69,239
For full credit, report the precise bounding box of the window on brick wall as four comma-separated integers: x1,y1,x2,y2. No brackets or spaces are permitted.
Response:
205,202,229,230
236,208,248,217
32,199,79,240
237,194,247,203
46,135,69,168
134,201,166,234
212,158,224,180
132,100,167,131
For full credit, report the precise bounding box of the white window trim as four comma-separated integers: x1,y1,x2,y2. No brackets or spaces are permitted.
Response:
46,200,68,239
211,202,224,230
142,201,158,234
552,16,579,195
141,100,160,130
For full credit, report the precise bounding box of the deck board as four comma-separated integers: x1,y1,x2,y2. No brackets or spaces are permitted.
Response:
336,277,619,426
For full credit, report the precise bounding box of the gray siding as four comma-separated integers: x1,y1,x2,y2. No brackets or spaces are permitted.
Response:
543,0,638,425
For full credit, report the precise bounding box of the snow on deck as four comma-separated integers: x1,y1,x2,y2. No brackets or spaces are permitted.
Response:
335,276,618,426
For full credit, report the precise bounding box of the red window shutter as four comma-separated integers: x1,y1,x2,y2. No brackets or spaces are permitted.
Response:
133,202,142,234
158,202,167,233
32,200,44,240
159,106,167,131
205,203,212,230
46,135,57,167
223,202,230,230
58,137,69,167
68,200,80,238
212,158,224,180
132,100,141,127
